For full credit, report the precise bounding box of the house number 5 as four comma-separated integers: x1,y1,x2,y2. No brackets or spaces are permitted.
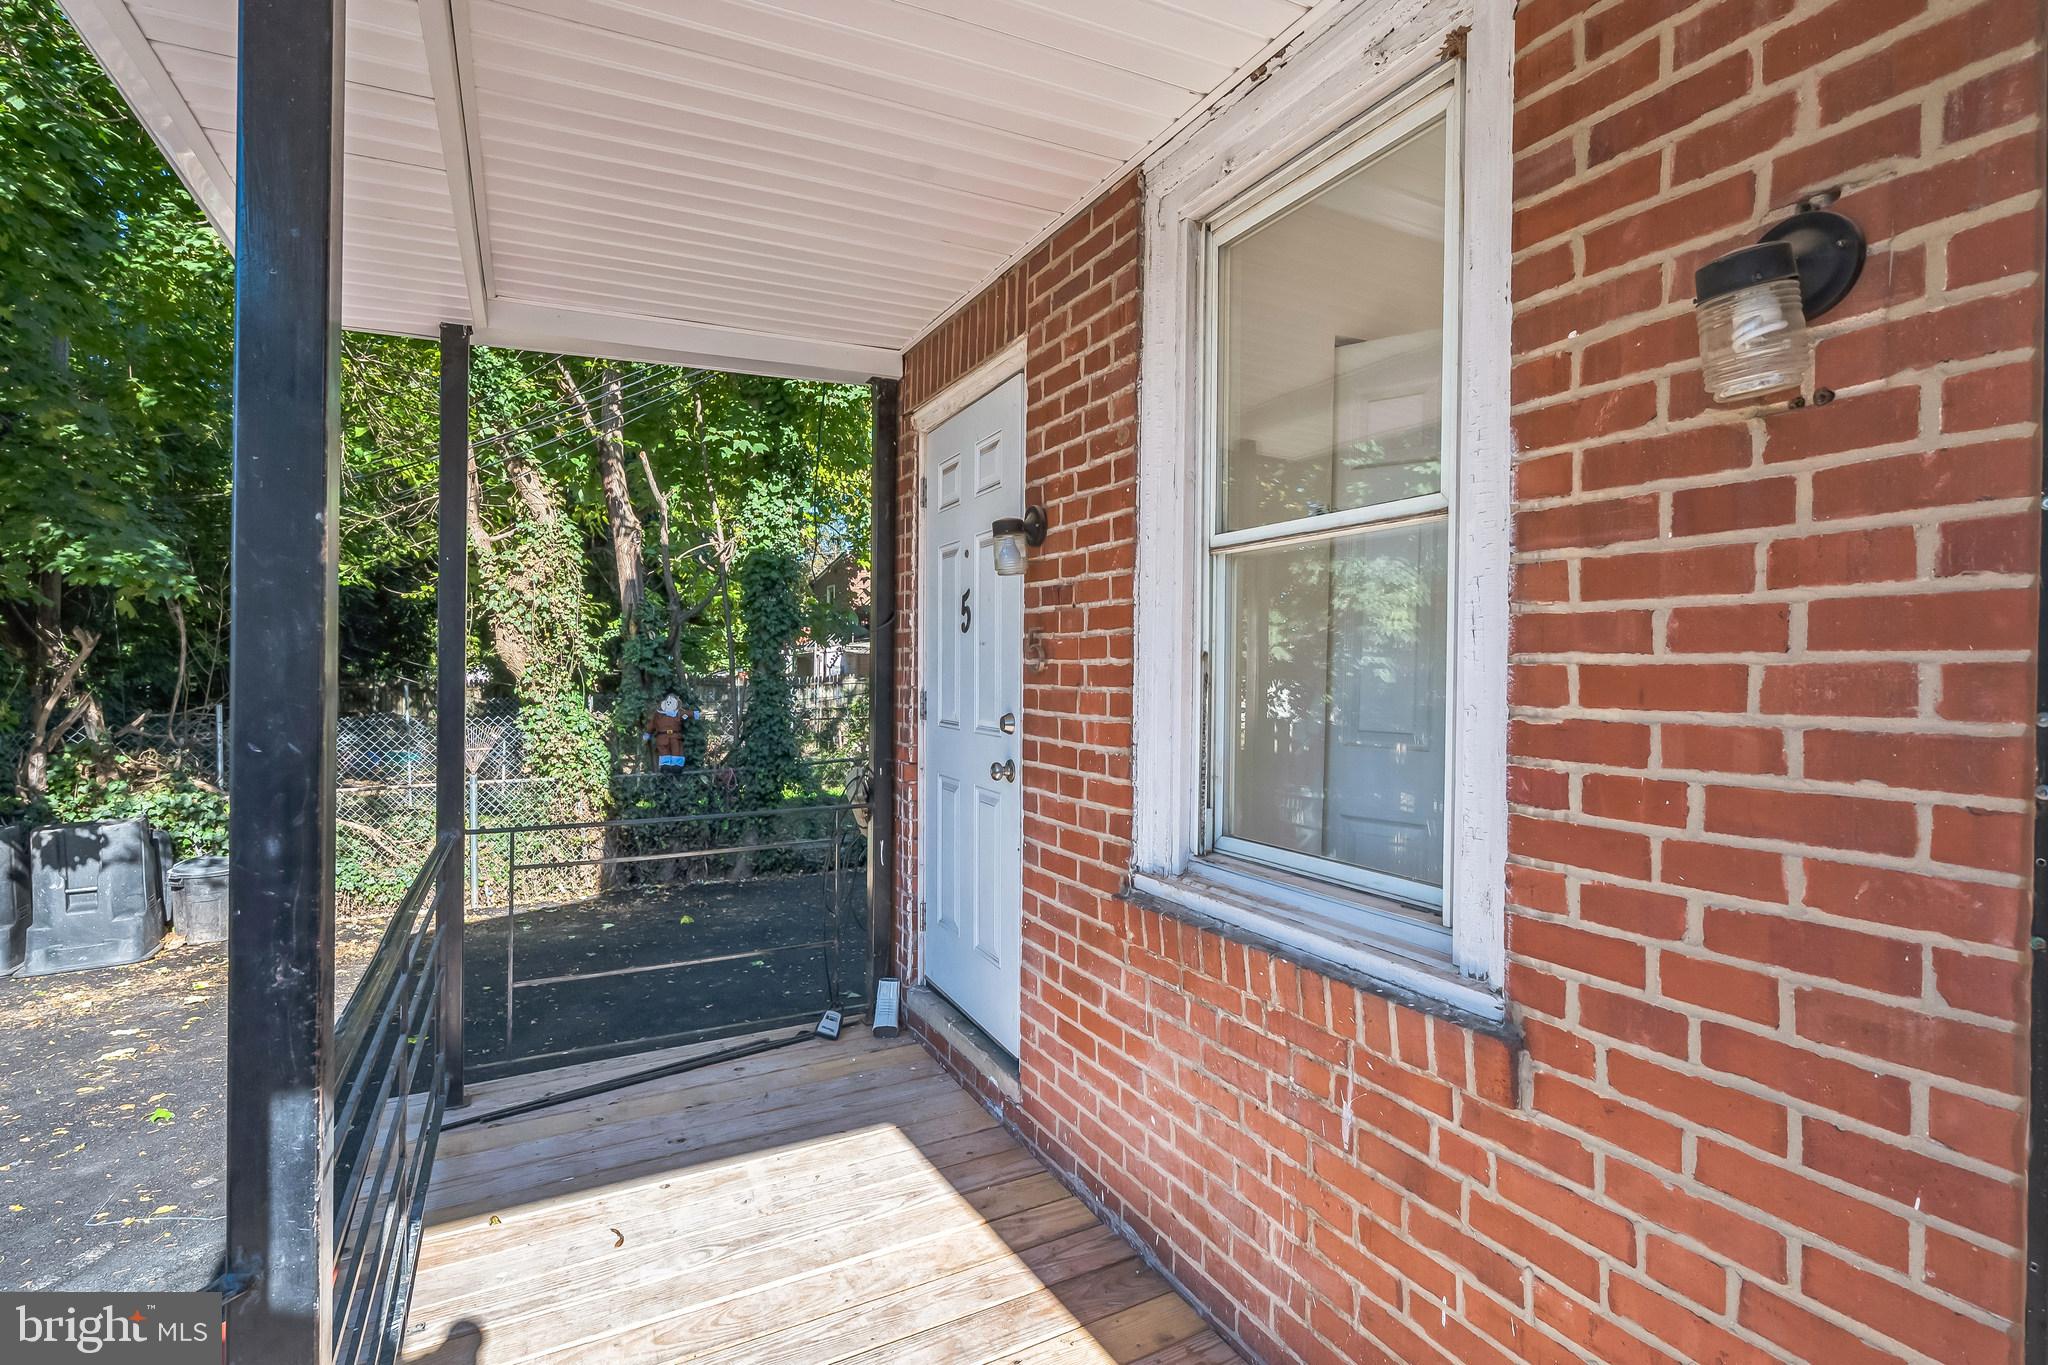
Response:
959,589,972,633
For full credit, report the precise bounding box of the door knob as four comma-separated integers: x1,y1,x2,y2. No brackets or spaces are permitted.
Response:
990,758,1016,783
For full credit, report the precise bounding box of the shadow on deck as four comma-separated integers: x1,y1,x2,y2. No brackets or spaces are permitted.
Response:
399,1029,1240,1365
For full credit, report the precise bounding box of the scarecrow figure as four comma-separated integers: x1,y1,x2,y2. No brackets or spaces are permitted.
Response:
648,692,688,768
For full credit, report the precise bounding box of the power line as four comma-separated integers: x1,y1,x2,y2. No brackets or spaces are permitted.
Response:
469,365,678,451
342,369,679,484
370,369,711,484
511,373,704,460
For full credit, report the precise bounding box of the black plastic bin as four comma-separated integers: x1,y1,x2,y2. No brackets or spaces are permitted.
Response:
23,819,168,975
167,856,228,944
0,825,27,974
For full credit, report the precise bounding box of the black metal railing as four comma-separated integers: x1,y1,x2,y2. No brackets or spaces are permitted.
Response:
328,836,454,1365
466,802,868,1078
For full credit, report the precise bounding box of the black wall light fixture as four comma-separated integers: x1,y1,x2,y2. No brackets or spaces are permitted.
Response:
1694,205,1866,406
991,505,1047,576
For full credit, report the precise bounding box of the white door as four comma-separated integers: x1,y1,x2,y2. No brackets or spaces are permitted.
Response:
922,373,1025,1054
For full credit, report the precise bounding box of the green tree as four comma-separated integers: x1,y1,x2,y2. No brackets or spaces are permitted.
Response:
0,0,233,803
1,0,876,828
732,481,808,807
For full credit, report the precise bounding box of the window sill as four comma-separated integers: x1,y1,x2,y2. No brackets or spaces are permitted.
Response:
1128,863,1509,1031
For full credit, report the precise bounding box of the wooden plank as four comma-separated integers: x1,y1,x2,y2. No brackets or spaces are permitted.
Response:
408,1160,1065,1334
416,1124,1036,1282
448,1031,911,1125
426,1062,1007,1251
1005,1293,1216,1364
403,1029,1237,1365
424,1070,986,1219
438,1036,922,1159
420,1134,1034,1283
412,1197,1109,1362
451,1026,830,1116
412,1166,1071,1344
832,1255,1170,1365
428,1045,942,1195
1127,1336,1245,1365
444,1055,933,1170
688,1222,1131,1365
590,1219,1126,1365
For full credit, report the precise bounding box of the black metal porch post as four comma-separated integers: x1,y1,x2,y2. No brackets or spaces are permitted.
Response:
867,379,900,1004
221,0,344,1355
437,323,470,1107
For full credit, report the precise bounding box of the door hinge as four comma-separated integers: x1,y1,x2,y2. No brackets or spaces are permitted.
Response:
919,476,928,508
919,687,928,719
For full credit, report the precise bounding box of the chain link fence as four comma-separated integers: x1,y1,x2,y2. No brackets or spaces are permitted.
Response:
0,729,26,794
335,679,869,915
2,673,870,917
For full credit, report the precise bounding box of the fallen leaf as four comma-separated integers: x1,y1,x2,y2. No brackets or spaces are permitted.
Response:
610,1227,624,1248
145,1109,174,1125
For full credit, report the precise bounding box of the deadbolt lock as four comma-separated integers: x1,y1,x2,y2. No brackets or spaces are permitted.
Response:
999,712,1017,734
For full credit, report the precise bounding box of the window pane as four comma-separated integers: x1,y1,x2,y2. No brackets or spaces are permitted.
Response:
1220,517,1448,899
1217,116,1449,533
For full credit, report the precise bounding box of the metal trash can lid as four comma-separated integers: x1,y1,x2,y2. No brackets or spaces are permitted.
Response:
169,856,228,881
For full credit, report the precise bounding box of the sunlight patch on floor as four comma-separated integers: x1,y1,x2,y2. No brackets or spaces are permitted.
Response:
398,1031,1232,1365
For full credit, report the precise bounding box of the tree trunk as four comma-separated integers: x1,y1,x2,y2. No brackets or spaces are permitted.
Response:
636,449,688,684
695,395,742,735
465,445,546,689
596,367,646,634
10,572,98,802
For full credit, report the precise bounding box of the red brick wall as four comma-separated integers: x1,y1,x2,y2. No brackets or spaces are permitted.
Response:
891,3,2044,1360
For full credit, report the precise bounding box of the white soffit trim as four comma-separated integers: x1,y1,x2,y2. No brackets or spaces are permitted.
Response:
899,0,1359,355
67,0,1341,373
419,0,493,328
58,0,235,251
477,299,901,384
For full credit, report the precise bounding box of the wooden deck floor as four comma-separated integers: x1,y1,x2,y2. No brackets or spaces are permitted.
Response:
400,1028,1240,1365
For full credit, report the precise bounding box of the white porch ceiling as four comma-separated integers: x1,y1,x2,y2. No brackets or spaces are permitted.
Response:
60,0,1329,382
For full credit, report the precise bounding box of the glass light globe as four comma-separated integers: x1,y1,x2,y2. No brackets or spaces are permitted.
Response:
992,532,1028,577
1695,242,1812,405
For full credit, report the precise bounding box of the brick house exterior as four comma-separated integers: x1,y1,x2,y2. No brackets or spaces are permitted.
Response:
888,1,2046,1361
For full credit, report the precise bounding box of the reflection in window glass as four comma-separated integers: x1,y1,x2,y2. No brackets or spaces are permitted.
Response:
1218,118,1448,533
1208,99,1457,911
1222,521,1448,893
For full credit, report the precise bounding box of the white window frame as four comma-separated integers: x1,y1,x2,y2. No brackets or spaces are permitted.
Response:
1203,77,1462,914
1131,0,1510,1017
